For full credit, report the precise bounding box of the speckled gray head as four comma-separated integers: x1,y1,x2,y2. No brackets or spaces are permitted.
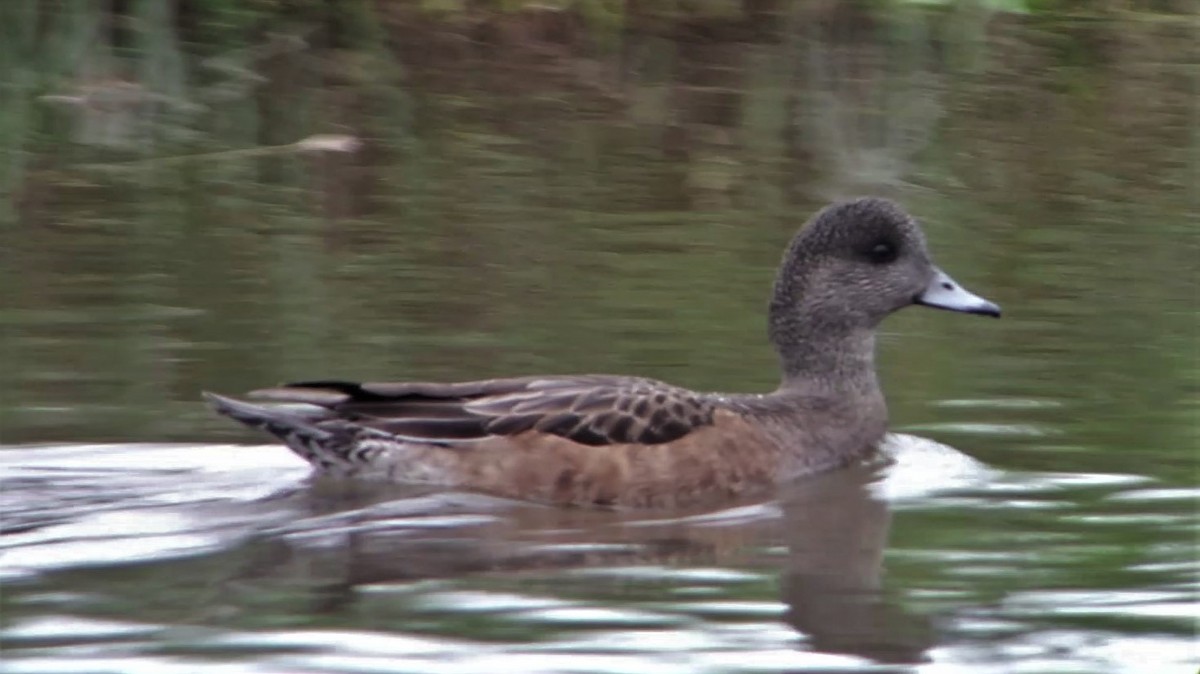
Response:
768,197,999,380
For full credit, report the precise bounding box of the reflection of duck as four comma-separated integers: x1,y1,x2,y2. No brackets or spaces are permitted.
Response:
208,197,998,507
233,436,959,665
778,458,934,665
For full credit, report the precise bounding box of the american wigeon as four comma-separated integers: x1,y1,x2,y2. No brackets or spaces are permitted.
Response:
206,197,999,508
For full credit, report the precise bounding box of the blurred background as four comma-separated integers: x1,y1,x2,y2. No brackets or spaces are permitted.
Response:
0,1,1196,672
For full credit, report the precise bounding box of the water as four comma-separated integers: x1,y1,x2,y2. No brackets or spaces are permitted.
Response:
1,3,1196,672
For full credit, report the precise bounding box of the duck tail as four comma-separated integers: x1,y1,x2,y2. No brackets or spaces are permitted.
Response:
203,392,349,470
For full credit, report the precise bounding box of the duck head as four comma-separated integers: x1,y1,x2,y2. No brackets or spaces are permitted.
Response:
769,197,999,383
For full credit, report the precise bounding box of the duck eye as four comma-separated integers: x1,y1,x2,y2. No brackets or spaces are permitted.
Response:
866,241,898,264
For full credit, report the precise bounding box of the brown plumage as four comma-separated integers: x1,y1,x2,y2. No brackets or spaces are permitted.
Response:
205,197,1000,508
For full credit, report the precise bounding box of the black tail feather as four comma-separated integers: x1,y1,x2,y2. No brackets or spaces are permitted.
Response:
203,392,354,469
204,392,328,440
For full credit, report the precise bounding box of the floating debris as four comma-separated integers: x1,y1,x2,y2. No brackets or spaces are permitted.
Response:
295,134,361,154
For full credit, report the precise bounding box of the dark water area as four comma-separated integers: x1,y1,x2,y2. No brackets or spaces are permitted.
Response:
1,2,1196,672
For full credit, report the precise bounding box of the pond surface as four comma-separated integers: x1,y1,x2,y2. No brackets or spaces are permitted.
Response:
1,3,1196,673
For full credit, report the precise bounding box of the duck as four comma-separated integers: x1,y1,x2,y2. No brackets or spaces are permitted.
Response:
205,197,999,508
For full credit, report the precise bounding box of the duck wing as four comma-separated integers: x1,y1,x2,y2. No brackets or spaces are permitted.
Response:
249,375,717,446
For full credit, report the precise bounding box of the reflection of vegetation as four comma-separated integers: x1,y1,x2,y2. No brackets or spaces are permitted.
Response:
0,0,1195,492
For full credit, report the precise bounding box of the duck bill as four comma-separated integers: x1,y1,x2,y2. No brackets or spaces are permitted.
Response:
915,269,1001,317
